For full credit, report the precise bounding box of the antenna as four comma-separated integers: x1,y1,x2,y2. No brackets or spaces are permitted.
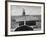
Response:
23,8,25,16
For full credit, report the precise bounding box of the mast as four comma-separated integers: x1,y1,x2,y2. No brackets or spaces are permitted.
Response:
22,8,26,25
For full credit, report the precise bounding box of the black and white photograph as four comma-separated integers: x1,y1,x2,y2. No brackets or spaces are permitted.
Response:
6,1,45,36
11,5,41,31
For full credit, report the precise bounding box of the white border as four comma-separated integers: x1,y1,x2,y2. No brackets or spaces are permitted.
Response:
8,2,44,35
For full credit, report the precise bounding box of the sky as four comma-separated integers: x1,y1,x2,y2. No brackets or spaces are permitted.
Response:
11,5,41,16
